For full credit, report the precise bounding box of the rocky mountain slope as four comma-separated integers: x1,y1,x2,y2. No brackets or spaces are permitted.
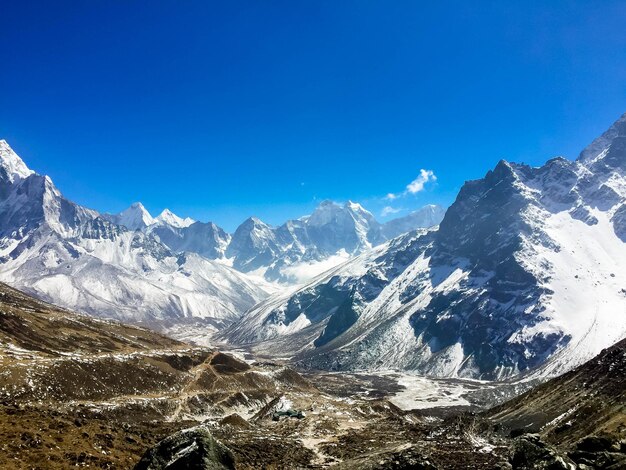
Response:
219,112,626,381
0,283,505,469
0,141,270,332
488,336,626,448
0,282,319,468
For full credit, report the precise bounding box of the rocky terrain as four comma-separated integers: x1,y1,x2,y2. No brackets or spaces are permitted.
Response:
487,335,626,454
0,282,624,469
0,282,315,468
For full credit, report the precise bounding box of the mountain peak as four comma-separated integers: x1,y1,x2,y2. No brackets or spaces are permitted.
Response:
345,200,364,211
116,202,154,230
344,200,375,218
0,140,35,183
578,111,626,163
237,216,271,230
155,208,195,228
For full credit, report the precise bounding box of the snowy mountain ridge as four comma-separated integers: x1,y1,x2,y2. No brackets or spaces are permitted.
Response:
0,140,440,340
107,197,444,284
154,208,195,228
0,145,271,335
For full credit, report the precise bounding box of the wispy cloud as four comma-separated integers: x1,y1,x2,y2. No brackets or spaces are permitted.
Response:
381,206,402,217
406,169,437,194
386,169,437,200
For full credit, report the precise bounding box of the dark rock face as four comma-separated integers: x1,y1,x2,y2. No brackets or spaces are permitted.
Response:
509,434,575,469
134,426,235,470
566,436,626,469
313,291,360,347
403,163,560,377
265,278,352,328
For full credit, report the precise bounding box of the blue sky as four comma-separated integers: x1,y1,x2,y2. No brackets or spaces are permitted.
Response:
1,1,625,231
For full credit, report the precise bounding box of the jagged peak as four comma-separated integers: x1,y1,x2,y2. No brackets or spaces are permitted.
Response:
116,202,154,230
239,216,271,229
578,111,626,163
121,201,152,217
410,203,444,214
0,139,35,183
491,159,520,179
154,208,195,228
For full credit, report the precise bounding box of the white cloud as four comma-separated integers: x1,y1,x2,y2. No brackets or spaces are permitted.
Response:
383,169,437,202
406,169,437,194
381,206,402,217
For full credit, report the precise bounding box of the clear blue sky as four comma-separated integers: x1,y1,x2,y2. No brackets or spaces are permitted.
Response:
1,1,625,231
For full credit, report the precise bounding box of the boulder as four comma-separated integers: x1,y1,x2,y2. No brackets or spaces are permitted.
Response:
134,426,235,470
510,434,576,470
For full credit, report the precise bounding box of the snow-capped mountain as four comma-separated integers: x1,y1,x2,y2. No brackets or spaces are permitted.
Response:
104,192,443,284
223,200,442,283
154,208,195,228
0,140,270,332
105,204,195,231
105,198,440,284
224,200,387,283
150,220,231,260
106,204,231,260
105,202,155,230
219,112,626,381
0,140,35,183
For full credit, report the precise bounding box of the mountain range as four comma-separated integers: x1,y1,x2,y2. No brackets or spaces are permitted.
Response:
105,198,445,283
1,112,625,382
0,140,269,333
0,139,441,337
219,112,626,381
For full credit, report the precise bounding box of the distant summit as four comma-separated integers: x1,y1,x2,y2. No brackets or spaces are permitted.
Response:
0,140,35,183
